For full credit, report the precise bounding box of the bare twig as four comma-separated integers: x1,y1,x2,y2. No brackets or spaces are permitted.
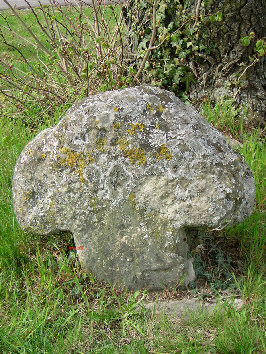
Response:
24,0,53,41
237,58,259,82
0,23,39,50
0,0,128,111
233,57,260,99
91,0,103,58
133,0,157,83
2,0,53,57
193,0,202,27
0,31,38,75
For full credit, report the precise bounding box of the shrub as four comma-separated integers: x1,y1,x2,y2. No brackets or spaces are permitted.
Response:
0,0,133,117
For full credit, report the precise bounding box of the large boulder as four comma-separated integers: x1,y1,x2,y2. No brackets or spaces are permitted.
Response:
12,86,255,290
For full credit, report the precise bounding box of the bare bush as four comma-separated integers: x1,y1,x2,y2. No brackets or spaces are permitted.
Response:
0,0,132,115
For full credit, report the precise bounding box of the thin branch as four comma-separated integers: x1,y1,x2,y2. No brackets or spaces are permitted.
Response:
91,0,103,58
50,3,68,73
233,58,260,99
38,2,55,43
2,0,53,57
237,58,259,82
24,0,53,41
0,89,29,106
133,0,157,83
0,31,39,75
193,0,202,27
0,24,39,50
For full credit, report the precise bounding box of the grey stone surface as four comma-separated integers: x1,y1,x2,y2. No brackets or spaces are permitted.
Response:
12,86,255,290
143,297,244,318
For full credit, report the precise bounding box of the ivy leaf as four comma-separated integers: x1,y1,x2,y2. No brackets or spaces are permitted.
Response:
171,33,181,47
241,36,250,46
178,51,187,59
210,15,215,23
216,11,223,22
257,49,264,56
256,39,265,51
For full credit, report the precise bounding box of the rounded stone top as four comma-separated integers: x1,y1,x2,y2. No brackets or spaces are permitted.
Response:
13,85,255,235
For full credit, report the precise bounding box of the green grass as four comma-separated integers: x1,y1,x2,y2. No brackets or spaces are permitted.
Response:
0,6,265,353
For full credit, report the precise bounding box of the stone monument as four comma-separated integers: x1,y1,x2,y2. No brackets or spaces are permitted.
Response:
12,86,255,290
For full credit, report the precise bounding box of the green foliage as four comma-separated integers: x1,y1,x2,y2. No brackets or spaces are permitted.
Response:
241,36,251,47
192,244,234,291
124,0,222,98
240,32,265,57
255,39,265,56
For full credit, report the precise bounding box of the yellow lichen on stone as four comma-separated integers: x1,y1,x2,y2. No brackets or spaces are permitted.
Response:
113,122,120,131
74,158,86,182
116,138,129,153
115,137,146,164
54,147,95,182
40,153,46,160
24,191,31,202
156,144,173,160
49,200,55,216
78,159,86,170
56,156,67,166
96,138,106,152
128,193,136,204
127,147,146,165
158,104,165,112
85,151,96,164
156,123,160,129
89,197,98,212
128,193,139,210
74,169,85,183
127,123,144,136
146,102,152,110
113,106,119,112
66,151,80,168
146,102,165,113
